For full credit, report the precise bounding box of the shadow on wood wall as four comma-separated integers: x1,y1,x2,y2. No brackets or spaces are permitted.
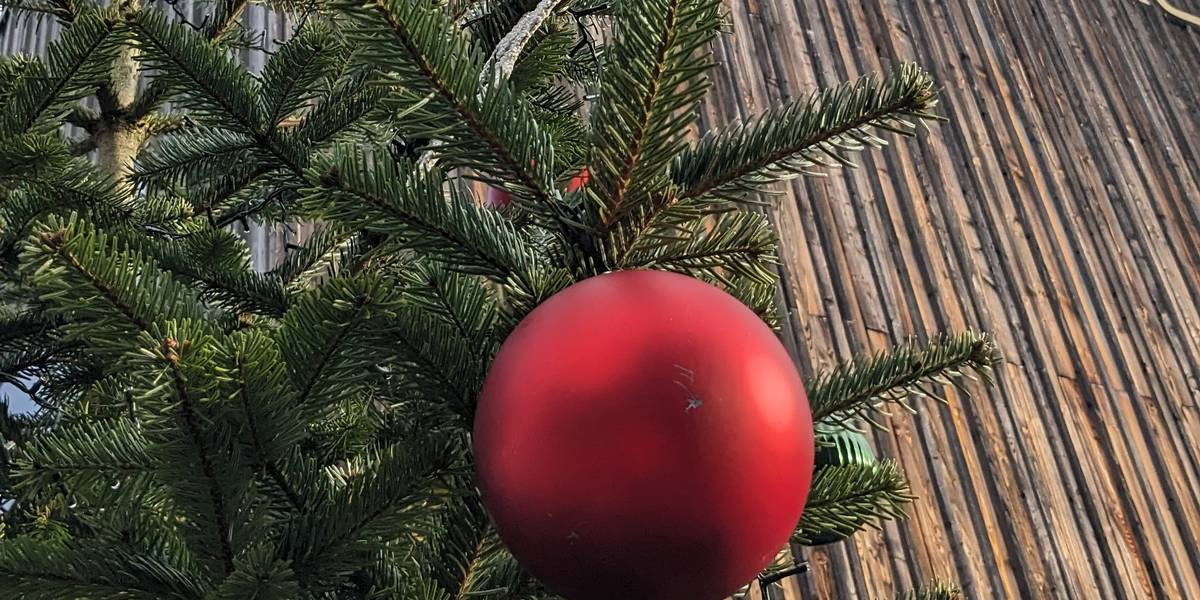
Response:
4,1,1199,598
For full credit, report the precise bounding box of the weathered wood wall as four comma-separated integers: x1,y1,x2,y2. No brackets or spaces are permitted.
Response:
5,1,1200,598
708,1,1200,598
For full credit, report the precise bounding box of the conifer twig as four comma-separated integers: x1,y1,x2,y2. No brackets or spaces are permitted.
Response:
792,460,913,545
808,330,1000,427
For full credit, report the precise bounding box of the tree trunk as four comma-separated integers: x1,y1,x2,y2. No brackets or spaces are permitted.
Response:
94,1,145,189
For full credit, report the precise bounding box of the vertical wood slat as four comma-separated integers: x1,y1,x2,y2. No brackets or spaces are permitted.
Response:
5,1,1200,598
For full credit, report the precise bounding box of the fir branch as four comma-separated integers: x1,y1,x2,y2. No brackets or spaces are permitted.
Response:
0,538,203,600
673,63,941,201
618,209,778,287
204,165,290,226
6,155,129,216
0,132,68,180
527,85,588,169
130,10,305,174
0,54,40,99
0,143,129,242
129,9,263,124
216,332,308,514
455,534,494,598
350,549,411,598
397,262,499,364
0,188,122,249
0,336,76,395
399,492,536,599
506,24,575,94
125,0,269,122
0,7,123,136
384,482,544,595
209,545,301,600
792,460,913,545
0,0,78,22
276,276,401,411
130,128,262,193
19,215,214,356
162,336,236,576
129,191,197,234
725,269,779,327
335,0,563,219
115,320,261,580
269,226,356,289
302,147,539,284
131,227,290,317
451,534,533,599
492,259,576,334
384,304,486,416
260,23,339,128
588,0,720,228
0,311,57,354
295,294,369,404
595,190,738,275
808,330,1000,427
282,437,457,591
291,71,385,145
14,419,154,496
0,349,58,398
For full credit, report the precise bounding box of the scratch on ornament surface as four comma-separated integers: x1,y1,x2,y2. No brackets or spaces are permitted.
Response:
674,364,695,382
673,364,704,412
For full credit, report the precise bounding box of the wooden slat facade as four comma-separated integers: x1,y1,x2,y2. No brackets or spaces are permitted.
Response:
709,1,1200,598
4,1,1200,598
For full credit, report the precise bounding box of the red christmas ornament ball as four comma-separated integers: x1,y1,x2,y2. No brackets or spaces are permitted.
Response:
473,270,814,600
484,185,512,208
566,168,589,193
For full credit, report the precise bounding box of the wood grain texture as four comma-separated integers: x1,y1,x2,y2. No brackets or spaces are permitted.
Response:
4,1,1200,598
708,1,1200,598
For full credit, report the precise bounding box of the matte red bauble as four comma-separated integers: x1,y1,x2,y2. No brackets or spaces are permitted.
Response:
473,270,814,600
566,167,589,192
484,185,512,208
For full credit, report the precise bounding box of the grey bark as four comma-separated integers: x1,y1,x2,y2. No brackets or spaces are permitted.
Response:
94,0,146,189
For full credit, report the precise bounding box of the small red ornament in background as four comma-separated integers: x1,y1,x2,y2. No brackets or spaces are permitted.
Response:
484,185,512,208
474,270,814,600
566,167,589,193
483,168,589,209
